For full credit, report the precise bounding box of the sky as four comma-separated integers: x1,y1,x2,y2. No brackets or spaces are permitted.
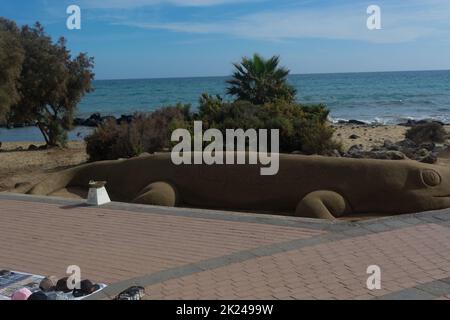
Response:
1,0,450,80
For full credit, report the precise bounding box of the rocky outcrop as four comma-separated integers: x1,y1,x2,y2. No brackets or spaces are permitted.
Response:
3,113,136,129
74,113,136,127
398,119,445,127
343,139,449,164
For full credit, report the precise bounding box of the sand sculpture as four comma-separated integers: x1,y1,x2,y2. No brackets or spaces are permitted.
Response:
21,152,450,220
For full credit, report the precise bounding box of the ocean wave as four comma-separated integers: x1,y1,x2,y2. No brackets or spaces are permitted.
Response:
328,115,450,125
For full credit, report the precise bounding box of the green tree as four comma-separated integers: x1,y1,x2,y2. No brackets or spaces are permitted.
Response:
0,18,24,123
8,21,94,146
227,54,297,105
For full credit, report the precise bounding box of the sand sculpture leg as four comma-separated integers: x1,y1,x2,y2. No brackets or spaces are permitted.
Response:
132,182,179,207
295,191,351,220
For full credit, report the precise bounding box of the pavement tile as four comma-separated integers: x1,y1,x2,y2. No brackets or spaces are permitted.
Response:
2,195,450,301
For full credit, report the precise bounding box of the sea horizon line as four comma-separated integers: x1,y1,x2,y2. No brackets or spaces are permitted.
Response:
94,69,450,82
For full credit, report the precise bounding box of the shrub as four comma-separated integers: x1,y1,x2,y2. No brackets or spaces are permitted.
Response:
86,98,340,161
405,122,448,144
140,104,192,152
85,119,131,162
85,105,191,161
296,119,340,155
198,97,341,154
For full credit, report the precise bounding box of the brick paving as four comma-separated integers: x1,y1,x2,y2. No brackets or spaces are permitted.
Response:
0,198,323,284
143,224,450,300
0,193,450,300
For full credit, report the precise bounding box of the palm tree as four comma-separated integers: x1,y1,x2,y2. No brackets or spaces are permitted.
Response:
226,54,297,105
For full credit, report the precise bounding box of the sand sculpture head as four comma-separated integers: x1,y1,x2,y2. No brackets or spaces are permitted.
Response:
414,167,450,208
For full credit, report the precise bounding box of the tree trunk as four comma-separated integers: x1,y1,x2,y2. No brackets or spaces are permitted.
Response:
37,123,50,146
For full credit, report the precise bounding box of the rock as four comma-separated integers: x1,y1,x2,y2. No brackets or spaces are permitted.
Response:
346,144,364,158
28,144,39,151
349,134,360,140
385,151,407,160
82,119,99,127
325,149,342,157
383,140,400,151
417,148,430,157
370,146,383,152
419,143,435,151
420,153,438,164
117,115,134,124
15,146,23,151
365,149,406,161
434,144,450,154
406,122,447,144
82,113,103,127
73,118,85,126
397,139,417,149
348,120,367,125
337,119,366,125
348,144,363,152
399,119,445,127
331,149,342,157
101,116,117,124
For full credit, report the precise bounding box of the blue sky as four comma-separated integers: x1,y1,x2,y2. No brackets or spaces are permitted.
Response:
2,0,450,80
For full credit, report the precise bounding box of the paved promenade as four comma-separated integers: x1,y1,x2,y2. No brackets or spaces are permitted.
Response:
0,193,449,300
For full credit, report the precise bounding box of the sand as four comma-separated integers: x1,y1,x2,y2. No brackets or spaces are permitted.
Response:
0,141,87,192
332,124,408,151
333,124,450,151
1,124,449,193
333,124,450,166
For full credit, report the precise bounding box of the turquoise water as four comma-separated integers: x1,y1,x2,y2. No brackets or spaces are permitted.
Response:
1,70,450,142
77,70,450,124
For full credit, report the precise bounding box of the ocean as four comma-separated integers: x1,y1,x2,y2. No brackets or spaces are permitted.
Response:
1,70,449,142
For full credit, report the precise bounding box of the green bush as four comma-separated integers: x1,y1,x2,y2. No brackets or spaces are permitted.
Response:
197,96,340,154
85,119,130,162
85,105,191,161
140,105,192,152
406,122,448,144
86,97,340,161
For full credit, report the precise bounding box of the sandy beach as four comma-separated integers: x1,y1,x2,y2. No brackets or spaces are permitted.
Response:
1,124,449,194
0,141,87,192
332,124,450,151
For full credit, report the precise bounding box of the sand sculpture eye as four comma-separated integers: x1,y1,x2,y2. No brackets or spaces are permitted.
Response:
421,169,442,187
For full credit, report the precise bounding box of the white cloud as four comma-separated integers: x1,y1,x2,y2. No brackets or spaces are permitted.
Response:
99,0,450,43
83,0,256,9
